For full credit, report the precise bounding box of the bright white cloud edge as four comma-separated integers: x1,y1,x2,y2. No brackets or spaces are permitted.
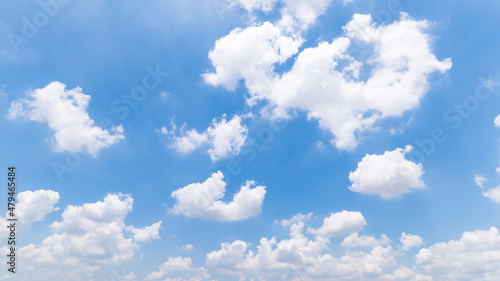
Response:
8,82,124,156
204,10,452,150
349,145,425,199
170,171,266,221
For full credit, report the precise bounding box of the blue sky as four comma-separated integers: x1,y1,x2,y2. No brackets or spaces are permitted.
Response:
1,0,500,280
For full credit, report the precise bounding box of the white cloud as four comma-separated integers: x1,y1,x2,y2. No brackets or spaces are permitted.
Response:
279,212,313,227
160,91,171,98
474,174,500,203
381,265,432,281
315,140,326,150
475,174,488,189
49,193,132,236
8,82,124,156
278,0,335,30
206,240,248,269
207,114,248,161
146,257,209,280
399,233,424,251
0,189,59,239
307,245,397,278
171,171,266,221
482,186,500,203
349,145,425,199
203,22,303,91
182,244,195,251
341,232,390,248
205,13,451,150
15,193,159,280
16,189,60,225
416,227,500,280
163,114,248,161
126,221,162,243
168,128,209,154
124,272,137,281
307,210,366,238
206,211,403,279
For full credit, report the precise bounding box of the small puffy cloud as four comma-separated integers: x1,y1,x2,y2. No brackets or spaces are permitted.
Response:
307,245,397,278
16,189,60,225
27,193,135,264
475,174,488,189
8,82,124,156
124,272,137,281
307,210,366,238
279,212,313,227
315,140,326,150
206,241,248,268
162,114,248,161
171,129,209,154
475,175,500,203
161,120,209,154
207,114,248,161
341,233,390,248
182,244,195,251
399,233,424,251
126,221,162,243
496,116,500,173
416,227,500,280
105,271,137,281
50,193,133,235
160,91,171,98
483,186,500,203
146,257,209,280
0,190,161,281
349,145,425,199
171,171,266,221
